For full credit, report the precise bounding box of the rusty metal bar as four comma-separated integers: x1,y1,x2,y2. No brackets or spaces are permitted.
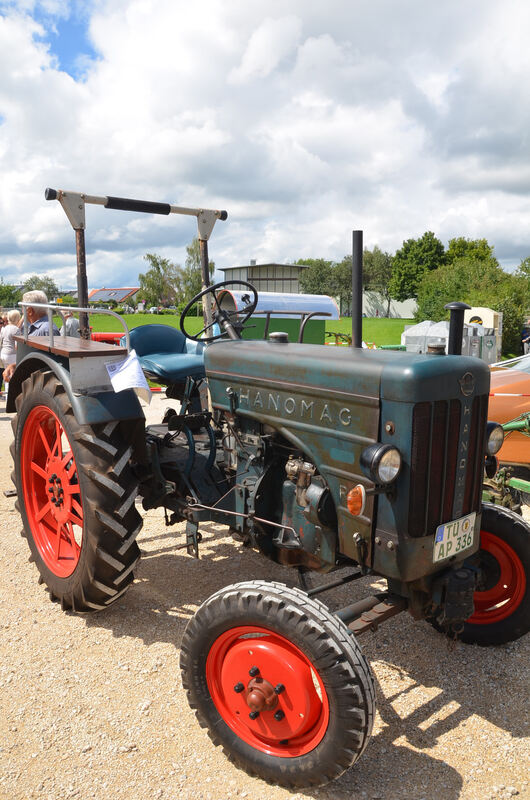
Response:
199,238,214,332
336,593,382,623
75,228,90,339
340,594,408,636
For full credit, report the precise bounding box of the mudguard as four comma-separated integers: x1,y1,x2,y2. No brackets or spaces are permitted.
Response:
6,351,145,426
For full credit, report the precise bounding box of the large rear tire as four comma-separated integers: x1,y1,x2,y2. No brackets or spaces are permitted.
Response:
11,370,143,611
181,580,375,787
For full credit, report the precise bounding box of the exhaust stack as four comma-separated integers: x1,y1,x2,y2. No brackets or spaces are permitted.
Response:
445,301,471,355
352,230,363,348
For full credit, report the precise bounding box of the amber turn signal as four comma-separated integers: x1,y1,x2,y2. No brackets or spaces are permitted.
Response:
347,485,366,516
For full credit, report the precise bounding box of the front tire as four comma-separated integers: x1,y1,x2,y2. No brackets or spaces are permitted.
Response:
11,370,143,611
181,580,375,787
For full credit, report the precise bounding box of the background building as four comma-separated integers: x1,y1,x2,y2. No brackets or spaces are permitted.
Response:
88,287,140,305
220,261,308,294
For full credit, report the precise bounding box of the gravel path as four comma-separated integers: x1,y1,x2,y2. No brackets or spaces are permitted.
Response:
1,393,528,800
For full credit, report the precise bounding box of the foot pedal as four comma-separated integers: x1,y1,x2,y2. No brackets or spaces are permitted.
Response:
185,520,200,558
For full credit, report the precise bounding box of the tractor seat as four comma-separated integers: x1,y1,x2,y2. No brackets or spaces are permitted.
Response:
127,324,205,383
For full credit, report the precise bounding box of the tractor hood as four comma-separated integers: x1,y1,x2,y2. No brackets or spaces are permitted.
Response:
205,340,491,407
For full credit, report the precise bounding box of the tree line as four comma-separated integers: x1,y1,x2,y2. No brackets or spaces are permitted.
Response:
298,232,530,355
137,238,214,310
2,231,528,355
0,237,212,313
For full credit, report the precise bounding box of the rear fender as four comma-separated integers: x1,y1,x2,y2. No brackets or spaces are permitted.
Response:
6,352,145,427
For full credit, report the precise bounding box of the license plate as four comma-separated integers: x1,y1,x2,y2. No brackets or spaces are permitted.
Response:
433,512,476,563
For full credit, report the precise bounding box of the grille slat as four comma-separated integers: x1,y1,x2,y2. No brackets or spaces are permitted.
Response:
408,394,488,538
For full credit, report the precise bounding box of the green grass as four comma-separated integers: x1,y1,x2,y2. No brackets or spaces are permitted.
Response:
326,317,413,346
75,313,413,346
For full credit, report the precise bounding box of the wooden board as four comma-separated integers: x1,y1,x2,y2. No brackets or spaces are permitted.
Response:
14,335,128,359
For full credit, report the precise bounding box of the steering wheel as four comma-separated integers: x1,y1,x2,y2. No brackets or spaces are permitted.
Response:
180,280,258,343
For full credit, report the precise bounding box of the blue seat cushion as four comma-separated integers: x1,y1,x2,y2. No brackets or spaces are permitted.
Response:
124,324,205,383
129,324,187,356
139,352,205,382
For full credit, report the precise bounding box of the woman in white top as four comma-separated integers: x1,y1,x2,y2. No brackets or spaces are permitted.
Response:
0,308,22,367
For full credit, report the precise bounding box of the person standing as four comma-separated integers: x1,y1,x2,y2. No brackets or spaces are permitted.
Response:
0,316,5,392
0,309,22,396
60,310,80,338
3,292,60,388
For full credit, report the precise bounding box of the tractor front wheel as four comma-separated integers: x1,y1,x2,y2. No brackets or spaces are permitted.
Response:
181,580,375,787
11,370,143,611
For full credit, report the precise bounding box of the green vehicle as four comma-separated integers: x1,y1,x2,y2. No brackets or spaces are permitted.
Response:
7,188,530,788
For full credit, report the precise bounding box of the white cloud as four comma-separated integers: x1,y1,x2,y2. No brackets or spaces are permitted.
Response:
229,15,301,84
0,0,530,292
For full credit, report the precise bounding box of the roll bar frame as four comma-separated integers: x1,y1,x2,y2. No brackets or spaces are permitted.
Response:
44,187,228,338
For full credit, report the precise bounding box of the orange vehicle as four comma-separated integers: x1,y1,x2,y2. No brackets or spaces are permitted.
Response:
489,354,530,479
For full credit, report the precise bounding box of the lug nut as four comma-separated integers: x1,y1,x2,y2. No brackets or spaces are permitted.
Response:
249,711,260,720
249,666,260,677
233,683,245,693
274,710,285,721
274,683,285,694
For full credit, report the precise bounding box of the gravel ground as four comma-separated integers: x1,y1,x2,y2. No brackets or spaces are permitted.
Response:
1,392,529,800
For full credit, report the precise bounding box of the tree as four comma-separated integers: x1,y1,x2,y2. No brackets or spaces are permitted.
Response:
298,259,336,297
333,257,353,315
388,231,445,301
138,253,181,307
362,246,394,316
516,256,530,279
415,256,526,356
23,274,59,299
446,237,498,266
0,278,21,307
179,237,215,303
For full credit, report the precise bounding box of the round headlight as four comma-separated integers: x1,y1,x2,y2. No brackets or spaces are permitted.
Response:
360,444,402,485
377,447,402,483
486,422,504,455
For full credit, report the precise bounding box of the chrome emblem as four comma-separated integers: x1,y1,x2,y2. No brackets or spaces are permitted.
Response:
459,372,475,396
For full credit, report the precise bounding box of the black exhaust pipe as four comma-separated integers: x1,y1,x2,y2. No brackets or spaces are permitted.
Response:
444,301,471,355
352,230,363,348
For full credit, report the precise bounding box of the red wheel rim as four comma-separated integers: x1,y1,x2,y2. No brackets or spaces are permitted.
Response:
469,530,526,624
21,405,83,578
206,626,330,757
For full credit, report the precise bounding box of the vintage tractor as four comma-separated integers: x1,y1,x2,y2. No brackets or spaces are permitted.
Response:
7,189,530,788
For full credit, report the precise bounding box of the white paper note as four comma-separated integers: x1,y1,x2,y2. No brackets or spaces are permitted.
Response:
105,349,152,404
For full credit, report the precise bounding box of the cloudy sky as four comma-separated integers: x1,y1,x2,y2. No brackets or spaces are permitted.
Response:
1,0,529,291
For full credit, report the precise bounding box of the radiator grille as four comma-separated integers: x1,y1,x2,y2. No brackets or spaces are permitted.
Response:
408,394,488,537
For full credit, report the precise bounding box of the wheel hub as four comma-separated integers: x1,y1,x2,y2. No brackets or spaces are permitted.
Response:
245,676,279,714
207,626,329,757
46,461,72,523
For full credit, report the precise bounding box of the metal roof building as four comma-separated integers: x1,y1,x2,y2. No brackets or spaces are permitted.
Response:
220,261,308,294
